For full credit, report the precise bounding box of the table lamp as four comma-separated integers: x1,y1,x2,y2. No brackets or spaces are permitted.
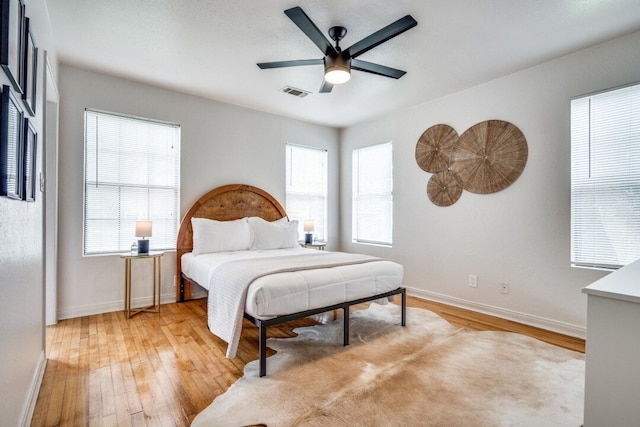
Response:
303,220,314,244
135,221,152,254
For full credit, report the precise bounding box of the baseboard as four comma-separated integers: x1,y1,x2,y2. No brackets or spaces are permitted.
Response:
56,287,585,338
406,286,586,339
58,292,177,320
20,350,46,427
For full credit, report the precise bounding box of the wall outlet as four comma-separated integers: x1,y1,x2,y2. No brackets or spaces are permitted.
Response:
501,282,509,294
468,274,478,288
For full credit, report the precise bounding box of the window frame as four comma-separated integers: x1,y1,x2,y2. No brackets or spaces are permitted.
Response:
83,109,181,256
352,141,393,247
570,81,640,270
285,143,328,242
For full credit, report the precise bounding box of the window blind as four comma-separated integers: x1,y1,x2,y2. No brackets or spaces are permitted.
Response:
352,142,393,246
83,109,181,255
285,144,328,241
571,83,640,269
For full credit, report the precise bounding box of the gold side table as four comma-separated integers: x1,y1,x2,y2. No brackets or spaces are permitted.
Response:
120,251,164,318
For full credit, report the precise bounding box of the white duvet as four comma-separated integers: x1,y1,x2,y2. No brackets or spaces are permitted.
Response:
181,248,404,358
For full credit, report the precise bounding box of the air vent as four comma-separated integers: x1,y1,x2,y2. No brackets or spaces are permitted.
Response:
280,86,311,98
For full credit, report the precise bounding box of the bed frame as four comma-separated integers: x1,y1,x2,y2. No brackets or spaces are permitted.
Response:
176,184,406,376
176,184,288,302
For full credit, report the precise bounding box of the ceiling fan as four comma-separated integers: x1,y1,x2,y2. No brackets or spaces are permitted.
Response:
257,7,418,93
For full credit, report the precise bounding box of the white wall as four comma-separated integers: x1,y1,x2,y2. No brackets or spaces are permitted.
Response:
57,65,339,318
0,0,56,424
340,31,640,338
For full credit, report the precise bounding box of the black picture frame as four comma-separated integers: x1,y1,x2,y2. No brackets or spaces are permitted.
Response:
1,85,24,199
0,0,25,94
22,117,35,201
21,16,36,116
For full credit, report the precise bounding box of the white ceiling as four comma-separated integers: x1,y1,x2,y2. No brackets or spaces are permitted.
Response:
46,0,640,128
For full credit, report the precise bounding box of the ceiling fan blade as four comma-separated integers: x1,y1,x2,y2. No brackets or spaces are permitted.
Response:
319,80,334,93
257,59,324,69
351,59,406,79
284,7,338,56
346,15,418,59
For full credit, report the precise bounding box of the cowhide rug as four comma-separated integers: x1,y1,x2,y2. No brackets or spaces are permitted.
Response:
192,303,585,426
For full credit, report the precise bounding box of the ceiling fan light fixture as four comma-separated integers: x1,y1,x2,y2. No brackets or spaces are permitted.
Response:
324,55,351,85
258,7,418,93
325,68,351,84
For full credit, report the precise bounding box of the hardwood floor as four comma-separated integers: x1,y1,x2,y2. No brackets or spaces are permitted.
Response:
31,296,584,426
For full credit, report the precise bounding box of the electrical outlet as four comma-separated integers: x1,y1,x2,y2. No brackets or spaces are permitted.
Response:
501,282,509,294
468,274,477,288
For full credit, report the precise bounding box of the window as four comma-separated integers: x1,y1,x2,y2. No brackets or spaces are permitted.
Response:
571,82,640,269
352,142,393,246
285,144,328,241
83,110,181,256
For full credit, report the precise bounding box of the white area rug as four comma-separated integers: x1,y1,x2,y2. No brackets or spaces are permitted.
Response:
193,303,584,426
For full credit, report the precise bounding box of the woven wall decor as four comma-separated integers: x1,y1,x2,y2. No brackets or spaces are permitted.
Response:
427,170,464,207
415,124,459,173
450,120,528,194
415,120,528,206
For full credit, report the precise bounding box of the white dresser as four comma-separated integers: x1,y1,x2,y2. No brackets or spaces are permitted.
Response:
582,259,640,426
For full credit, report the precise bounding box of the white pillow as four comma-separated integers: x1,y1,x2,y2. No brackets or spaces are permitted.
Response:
191,217,251,255
248,217,299,250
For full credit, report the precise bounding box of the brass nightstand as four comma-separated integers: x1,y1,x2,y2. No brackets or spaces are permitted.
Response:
120,251,164,318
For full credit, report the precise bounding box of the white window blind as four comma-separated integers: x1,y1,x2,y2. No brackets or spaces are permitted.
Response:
571,83,640,269
352,142,393,246
285,144,327,241
84,109,181,256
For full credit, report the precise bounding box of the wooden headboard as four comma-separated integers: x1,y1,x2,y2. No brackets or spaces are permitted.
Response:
175,184,288,301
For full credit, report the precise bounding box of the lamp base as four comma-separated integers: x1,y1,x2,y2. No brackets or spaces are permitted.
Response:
304,233,313,244
137,239,149,254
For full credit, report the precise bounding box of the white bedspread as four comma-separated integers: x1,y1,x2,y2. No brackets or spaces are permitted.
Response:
181,249,404,358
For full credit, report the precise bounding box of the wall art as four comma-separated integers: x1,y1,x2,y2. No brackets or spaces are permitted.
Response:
22,117,36,201
21,16,36,115
0,0,25,93
1,85,24,199
416,120,528,206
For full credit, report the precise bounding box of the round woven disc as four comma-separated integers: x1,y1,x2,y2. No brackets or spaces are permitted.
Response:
450,120,528,194
415,124,460,173
427,170,463,207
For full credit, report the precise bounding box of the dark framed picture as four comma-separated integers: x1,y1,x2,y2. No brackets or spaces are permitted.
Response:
1,85,24,199
0,0,25,93
22,117,36,201
21,16,36,116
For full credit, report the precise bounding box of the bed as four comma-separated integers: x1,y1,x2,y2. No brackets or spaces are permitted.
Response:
176,184,406,376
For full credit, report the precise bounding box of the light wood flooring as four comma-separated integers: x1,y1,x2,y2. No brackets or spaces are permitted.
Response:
32,296,584,426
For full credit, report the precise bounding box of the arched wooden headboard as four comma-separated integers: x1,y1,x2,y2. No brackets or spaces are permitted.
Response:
176,184,288,301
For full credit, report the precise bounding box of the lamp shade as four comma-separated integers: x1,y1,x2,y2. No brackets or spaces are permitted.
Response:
303,220,314,232
324,55,351,85
135,221,152,238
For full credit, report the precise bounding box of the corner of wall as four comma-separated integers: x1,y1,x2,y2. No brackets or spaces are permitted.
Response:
19,351,46,427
